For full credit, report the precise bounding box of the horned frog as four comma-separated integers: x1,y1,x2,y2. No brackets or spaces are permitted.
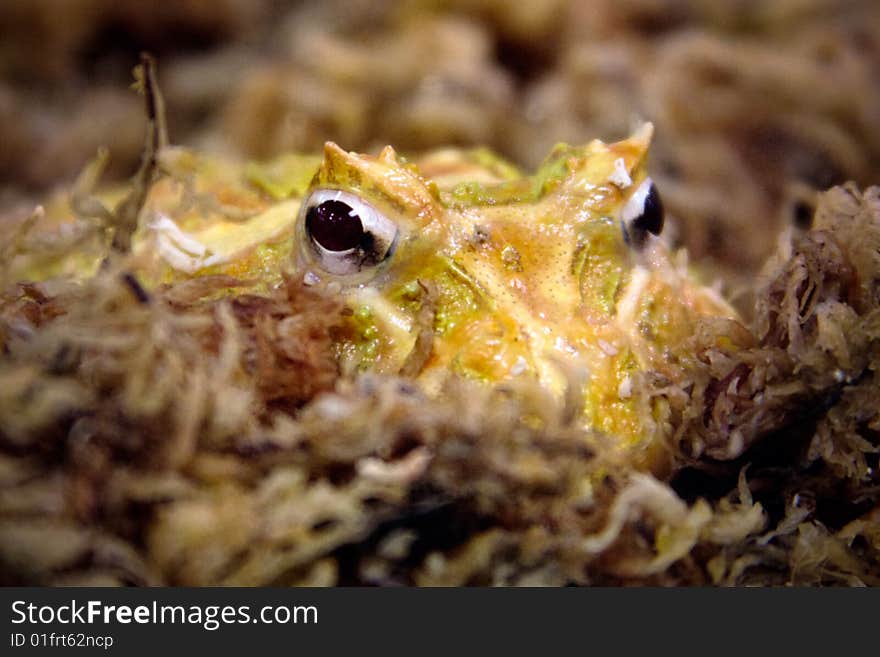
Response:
31,123,735,471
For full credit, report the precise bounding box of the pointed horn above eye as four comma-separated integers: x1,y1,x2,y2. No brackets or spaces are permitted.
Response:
378,145,399,164
323,140,352,161
630,121,654,149
312,140,441,228
607,121,654,160
603,121,654,188
317,141,369,188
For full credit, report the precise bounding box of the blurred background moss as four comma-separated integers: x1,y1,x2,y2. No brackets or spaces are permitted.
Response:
1,0,878,274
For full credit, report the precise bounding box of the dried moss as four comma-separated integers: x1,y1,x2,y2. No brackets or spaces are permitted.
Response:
0,186,878,586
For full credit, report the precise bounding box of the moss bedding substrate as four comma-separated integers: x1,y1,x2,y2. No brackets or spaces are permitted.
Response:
0,183,878,586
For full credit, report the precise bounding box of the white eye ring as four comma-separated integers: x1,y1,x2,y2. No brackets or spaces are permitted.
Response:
299,189,399,276
620,177,664,248
622,177,654,225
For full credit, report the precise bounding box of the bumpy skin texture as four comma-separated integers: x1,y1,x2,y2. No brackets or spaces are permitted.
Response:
39,126,736,469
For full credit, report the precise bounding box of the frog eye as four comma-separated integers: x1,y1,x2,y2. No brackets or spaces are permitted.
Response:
301,189,399,275
621,178,664,247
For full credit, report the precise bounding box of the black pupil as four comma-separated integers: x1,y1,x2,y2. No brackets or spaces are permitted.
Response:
306,200,364,252
632,184,664,236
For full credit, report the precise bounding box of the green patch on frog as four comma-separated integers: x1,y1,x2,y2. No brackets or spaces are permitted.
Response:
335,303,382,370
466,147,523,181
245,154,323,201
442,143,583,208
572,218,629,318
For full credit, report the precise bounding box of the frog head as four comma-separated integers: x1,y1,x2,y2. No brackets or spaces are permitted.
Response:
289,124,735,465
27,123,734,469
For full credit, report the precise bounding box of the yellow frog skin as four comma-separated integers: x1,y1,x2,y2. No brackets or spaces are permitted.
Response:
29,123,735,471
